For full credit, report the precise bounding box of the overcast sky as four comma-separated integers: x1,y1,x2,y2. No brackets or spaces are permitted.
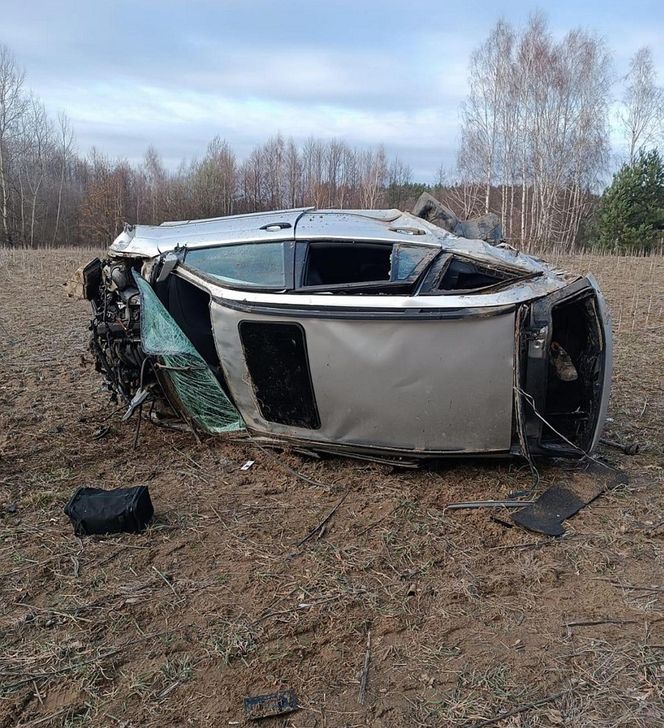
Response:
2,0,662,180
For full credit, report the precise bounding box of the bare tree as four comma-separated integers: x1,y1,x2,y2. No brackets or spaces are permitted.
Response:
0,44,26,245
339,143,359,209
284,138,302,208
189,137,237,218
621,47,663,162
239,147,264,212
20,97,53,246
301,137,325,207
52,112,74,245
141,145,168,223
79,151,132,246
385,157,412,208
461,20,514,214
457,14,611,250
359,146,387,209
261,135,286,209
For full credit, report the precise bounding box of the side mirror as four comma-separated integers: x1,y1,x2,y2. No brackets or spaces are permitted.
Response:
153,250,182,284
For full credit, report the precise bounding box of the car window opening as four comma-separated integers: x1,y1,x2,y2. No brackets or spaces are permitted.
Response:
239,321,320,429
299,242,436,293
304,243,391,286
437,256,518,292
542,294,603,451
154,274,230,392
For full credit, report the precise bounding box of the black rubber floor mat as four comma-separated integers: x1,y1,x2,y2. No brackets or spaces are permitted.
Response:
512,486,585,536
512,461,627,536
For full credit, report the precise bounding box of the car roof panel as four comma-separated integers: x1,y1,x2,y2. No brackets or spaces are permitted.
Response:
110,208,313,257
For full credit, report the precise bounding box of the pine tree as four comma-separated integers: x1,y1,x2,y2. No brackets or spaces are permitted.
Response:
595,149,664,252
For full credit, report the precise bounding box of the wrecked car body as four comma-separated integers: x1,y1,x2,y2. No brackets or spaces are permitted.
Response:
75,206,612,464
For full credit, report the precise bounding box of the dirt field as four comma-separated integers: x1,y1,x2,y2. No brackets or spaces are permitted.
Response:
1,248,663,727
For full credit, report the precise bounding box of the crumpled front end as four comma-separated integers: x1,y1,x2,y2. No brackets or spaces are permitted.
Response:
77,255,243,436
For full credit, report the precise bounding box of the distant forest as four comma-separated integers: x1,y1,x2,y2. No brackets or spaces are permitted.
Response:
0,14,661,251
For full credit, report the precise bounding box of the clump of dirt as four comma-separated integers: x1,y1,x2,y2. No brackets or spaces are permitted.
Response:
0,248,663,727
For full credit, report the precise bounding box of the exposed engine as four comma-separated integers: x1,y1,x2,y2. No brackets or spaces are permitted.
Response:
84,258,147,404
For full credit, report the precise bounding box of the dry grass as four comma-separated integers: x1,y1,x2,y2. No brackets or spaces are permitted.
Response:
0,248,663,727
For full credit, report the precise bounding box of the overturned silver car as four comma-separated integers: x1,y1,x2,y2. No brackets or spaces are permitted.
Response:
75,206,612,464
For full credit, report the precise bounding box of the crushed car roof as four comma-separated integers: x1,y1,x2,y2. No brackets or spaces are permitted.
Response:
109,207,558,277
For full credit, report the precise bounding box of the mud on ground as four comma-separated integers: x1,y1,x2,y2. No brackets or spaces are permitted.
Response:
1,248,663,727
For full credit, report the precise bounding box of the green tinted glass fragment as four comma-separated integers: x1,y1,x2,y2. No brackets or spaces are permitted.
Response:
134,273,244,434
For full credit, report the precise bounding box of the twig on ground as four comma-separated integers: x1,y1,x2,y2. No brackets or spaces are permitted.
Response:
600,437,640,455
17,707,71,726
152,565,178,598
358,626,371,705
488,541,548,550
255,595,342,625
445,500,534,511
15,602,92,624
565,618,638,628
591,577,664,594
296,489,351,547
469,688,573,728
355,506,398,538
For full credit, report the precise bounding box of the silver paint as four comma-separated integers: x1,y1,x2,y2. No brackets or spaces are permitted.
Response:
210,301,516,454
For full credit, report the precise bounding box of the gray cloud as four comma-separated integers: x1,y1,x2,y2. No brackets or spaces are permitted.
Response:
1,0,662,181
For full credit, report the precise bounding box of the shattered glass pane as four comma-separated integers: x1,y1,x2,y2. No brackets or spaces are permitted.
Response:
391,245,435,281
134,273,244,434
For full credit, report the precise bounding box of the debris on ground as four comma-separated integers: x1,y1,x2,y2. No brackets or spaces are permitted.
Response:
243,689,299,720
358,627,372,705
512,462,628,536
600,437,640,455
445,499,535,511
91,425,111,440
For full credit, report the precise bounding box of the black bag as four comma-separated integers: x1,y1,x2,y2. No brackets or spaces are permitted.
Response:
64,486,154,536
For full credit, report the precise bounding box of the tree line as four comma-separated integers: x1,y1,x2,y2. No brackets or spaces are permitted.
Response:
0,13,662,252
457,13,662,251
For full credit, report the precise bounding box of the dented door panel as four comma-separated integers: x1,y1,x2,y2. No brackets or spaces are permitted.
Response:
210,299,515,454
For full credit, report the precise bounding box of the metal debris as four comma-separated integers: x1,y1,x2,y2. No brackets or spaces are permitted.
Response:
445,500,535,511
243,689,298,720
512,463,628,536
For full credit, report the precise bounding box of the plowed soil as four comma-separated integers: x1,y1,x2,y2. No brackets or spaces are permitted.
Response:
1,248,663,727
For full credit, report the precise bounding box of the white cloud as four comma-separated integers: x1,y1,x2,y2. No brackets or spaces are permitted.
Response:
40,79,457,176
4,0,663,182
